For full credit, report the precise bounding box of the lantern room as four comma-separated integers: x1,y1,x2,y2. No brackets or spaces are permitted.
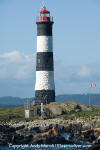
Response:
40,6,51,22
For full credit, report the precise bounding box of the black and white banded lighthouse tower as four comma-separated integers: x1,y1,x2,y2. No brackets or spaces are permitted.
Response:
35,6,55,105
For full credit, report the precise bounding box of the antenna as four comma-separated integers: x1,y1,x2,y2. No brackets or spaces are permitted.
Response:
41,0,47,9
42,0,45,7
40,0,47,12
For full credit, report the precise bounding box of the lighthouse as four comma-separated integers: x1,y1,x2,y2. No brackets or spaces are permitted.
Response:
35,6,55,105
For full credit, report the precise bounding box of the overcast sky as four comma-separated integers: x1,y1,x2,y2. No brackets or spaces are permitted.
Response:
0,0,100,97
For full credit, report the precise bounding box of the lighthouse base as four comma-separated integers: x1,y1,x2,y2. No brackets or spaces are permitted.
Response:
35,90,55,105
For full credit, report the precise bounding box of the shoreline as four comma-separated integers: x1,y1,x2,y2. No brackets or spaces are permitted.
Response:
0,118,100,149
0,102,100,149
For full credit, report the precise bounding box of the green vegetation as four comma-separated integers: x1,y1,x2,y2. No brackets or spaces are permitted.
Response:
62,106,100,120
0,106,42,123
0,107,24,122
0,102,100,123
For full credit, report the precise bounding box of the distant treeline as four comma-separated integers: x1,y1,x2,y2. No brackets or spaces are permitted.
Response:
0,96,33,108
0,94,100,107
56,94,100,105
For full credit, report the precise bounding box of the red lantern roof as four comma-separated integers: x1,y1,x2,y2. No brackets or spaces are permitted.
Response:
40,6,50,14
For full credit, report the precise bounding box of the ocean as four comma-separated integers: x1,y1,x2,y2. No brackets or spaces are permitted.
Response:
0,147,86,150
0,144,91,150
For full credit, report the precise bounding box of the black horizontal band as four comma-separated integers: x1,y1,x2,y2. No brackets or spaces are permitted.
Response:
36,22,53,36
35,90,55,105
36,52,54,71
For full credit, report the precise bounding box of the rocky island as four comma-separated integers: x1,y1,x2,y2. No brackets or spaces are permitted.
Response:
0,102,100,149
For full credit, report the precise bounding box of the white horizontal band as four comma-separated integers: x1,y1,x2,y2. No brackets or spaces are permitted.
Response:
35,71,55,90
37,36,53,52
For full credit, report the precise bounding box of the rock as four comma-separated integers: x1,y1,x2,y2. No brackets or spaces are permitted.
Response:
82,122,92,130
48,104,63,116
15,125,25,130
74,104,82,111
0,118,99,147
91,136,100,150
92,145,100,150
33,135,67,144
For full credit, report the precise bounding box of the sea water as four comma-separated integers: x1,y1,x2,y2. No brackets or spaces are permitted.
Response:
0,145,91,150
0,147,86,150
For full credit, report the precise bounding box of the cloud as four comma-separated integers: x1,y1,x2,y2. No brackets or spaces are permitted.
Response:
54,62,100,95
0,51,36,97
0,50,100,97
0,51,35,81
78,65,91,77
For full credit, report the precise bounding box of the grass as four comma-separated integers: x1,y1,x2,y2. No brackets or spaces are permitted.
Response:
0,104,100,123
0,107,24,122
0,106,42,123
62,106,100,121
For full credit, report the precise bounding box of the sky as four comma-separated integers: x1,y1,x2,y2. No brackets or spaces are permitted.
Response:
0,0,100,97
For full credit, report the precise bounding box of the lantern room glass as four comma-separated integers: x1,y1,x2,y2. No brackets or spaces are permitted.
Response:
41,13,50,17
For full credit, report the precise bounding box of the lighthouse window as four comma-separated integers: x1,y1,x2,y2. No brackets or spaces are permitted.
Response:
41,14,44,17
38,59,40,63
41,14,50,17
46,14,50,17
